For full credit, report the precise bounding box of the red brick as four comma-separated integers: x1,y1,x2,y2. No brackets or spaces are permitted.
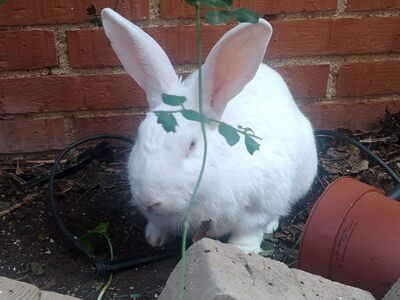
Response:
67,27,214,67
336,61,400,97
67,30,120,68
276,65,329,99
0,118,65,153
346,0,400,11
268,17,400,58
0,31,57,71
0,75,146,114
74,114,143,138
0,0,148,26
160,0,337,19
301,100,400,131
67,17,400,67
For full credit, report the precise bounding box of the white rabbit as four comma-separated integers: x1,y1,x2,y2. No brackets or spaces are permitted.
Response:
101,8,318,254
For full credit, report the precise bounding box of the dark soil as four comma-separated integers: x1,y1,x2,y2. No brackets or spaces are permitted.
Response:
1,112,400,299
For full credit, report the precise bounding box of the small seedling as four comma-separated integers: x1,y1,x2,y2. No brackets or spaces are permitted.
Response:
79,222,114,300
85,1,260,299
87,5,102,26
260,239,275,257
88,1,119,27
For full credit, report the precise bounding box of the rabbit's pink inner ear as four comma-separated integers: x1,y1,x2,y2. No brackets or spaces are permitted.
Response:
202,20,272,121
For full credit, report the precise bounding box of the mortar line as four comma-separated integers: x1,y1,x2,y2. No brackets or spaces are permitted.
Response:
52,28,72,76
326,62,340,100
63,115,76,144
149,0,160,20
336,0,348,16
0,108,148,120
1,54,400,79
0,9,399,32
2,95,400,121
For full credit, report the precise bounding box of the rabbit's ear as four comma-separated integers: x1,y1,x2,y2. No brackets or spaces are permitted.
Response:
101,8,179,110
202,19,272,121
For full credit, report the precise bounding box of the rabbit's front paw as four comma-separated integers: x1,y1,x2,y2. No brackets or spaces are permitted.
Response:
228,230,264,254
232,243,261,254
145,222,171,247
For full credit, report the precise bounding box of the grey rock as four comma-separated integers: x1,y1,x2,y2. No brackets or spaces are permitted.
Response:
159,238,375,300
383,278,400,300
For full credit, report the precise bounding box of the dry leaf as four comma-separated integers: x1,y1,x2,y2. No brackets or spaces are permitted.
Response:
15,161,24,175
192,220,212,243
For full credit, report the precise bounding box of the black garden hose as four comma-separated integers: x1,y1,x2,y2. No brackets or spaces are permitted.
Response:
46,130,400,276
315,130,400,185
47,134,179,276
315,130,400,201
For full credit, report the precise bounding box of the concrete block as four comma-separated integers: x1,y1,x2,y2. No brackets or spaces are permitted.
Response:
0,277,40,300
0,277,80,300
292,269,375,300
383,278,400,300
40,291,80,300
159,238,375,300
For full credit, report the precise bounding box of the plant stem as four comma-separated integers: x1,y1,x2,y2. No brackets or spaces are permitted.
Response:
178,4,208,300
102,234,114,260
97,234,114,300
153,109,262,141
97,274,113,300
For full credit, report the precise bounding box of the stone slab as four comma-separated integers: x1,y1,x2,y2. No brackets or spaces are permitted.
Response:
383,278,400,300
159,238,376,300
0,277,80,300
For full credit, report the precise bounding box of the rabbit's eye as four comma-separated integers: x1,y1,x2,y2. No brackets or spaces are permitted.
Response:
189,139,197,152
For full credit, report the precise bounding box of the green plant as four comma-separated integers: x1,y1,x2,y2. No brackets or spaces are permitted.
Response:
146,1,259,299
87,0,119,26
85,1,259,299
86,5,102,26
155,93,261,154
79,222,114,300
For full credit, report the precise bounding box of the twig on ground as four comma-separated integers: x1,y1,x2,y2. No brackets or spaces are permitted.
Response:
0,201,25,217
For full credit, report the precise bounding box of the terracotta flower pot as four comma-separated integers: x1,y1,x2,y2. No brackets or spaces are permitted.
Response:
298,177,400,298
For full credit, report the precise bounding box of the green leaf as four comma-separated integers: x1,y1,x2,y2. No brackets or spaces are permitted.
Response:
155,111,178,133
86,4,96,16
0,0,8,3
79,222,110,252
162,93,187,106
198,0,229,7
259,239,274,257
181,110,209,123
244,135,260,155
186,0,231,7
231,8,259,24
205,10,231,24
90,222,110,235
79,235,94,252
222,0,233,5
185,0,197,6
218,123,240,146
259,249,274,257
238,125,255,135
90,16,102,27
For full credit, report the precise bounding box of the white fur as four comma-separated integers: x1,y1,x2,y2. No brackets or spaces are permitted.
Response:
101,8,318,254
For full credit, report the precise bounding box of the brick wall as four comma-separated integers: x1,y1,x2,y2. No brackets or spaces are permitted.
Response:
0,0,399,154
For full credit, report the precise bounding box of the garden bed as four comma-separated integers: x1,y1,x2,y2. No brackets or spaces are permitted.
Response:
1,113,399,299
